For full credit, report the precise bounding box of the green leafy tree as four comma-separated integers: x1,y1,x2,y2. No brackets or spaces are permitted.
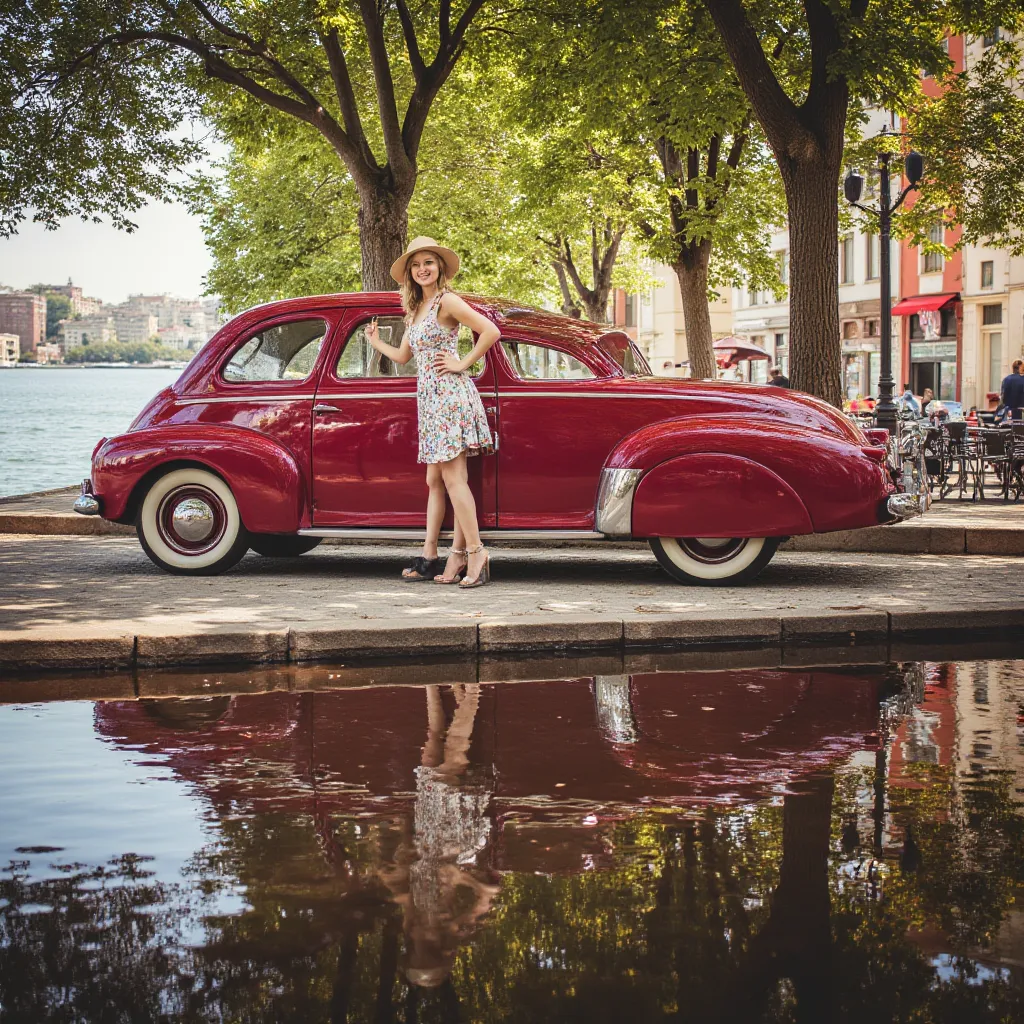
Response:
3,0,495,290
27,287,72,339
64,340,190,363
704,0,1024,406
902,39,1024,257
514,0,785,379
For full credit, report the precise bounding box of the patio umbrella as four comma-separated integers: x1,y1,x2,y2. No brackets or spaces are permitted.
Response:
713,336,772,368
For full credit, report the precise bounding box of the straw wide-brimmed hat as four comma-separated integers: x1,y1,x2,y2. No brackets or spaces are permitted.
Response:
390,236,461,284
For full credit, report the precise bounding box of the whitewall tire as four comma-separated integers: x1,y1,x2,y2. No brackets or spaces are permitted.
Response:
137,467,249,576
649,536,779,586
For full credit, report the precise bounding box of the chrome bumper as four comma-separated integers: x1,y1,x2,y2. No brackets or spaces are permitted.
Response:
74,479,100,516
887,492,926,521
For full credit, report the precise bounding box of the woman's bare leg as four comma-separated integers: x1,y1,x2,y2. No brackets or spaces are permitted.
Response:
440,454,486,582
423,463,446,559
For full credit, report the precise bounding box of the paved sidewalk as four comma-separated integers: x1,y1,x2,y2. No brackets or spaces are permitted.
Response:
3,532,1024,672
5,486,1024,553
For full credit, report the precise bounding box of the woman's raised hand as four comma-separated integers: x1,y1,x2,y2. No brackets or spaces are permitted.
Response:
365,317,380,345
435,352,464,375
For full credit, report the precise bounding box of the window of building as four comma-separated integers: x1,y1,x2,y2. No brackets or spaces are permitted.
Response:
982,304,1003,325
223,318,328,382
842,321,859,340
988,332,1003,392
866,233,880,280
983,28,1000,48
922,224,944,274
624,293,637,328
841,234,855,284
866,319,879,337
981,261,994,289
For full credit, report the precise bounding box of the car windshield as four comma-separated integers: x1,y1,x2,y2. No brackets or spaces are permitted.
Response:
598,332,650,376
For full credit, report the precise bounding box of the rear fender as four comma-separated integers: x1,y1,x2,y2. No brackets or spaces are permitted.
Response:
632,453,812,537
92,424,306,532
607,416,891,535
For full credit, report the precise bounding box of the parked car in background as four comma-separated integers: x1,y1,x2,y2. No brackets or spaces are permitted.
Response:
75,294,923,584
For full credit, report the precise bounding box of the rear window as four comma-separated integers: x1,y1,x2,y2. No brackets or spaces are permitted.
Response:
598,332,650,376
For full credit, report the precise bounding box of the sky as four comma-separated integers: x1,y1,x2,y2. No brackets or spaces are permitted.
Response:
0,200,213,306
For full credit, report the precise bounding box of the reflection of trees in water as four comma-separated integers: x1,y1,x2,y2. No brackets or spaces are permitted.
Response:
4,671,1024,1022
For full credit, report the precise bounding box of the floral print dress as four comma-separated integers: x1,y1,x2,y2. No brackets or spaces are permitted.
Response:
408,293,493,465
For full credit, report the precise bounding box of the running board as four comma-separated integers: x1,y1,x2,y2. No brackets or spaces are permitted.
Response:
297,527,607,542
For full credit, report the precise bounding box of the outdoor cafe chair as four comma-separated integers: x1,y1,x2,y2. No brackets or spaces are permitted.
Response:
939,421,977,500
1008,423,1024,501
977,428,1013,501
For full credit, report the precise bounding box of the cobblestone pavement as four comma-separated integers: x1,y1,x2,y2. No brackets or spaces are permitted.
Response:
2,532,1019,641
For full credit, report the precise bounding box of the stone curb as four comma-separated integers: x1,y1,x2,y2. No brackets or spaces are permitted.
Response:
0,512,134,536
4,605,1024,675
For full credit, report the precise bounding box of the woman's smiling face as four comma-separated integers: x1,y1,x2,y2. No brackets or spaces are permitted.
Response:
409,252,440,288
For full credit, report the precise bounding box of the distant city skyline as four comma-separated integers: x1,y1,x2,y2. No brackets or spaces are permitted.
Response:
0,198,213,306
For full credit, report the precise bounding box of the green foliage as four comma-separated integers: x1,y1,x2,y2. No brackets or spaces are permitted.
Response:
64,340,190,364
0,0,202,236
512,0,786,297
903,40,1024,257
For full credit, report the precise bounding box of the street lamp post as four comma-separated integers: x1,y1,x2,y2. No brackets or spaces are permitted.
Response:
844,133,924,434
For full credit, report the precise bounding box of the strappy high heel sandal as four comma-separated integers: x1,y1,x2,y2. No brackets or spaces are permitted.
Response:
401,554,443,582
459,544,490,589
434,546,468,584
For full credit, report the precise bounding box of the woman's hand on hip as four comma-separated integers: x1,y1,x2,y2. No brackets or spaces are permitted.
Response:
435,352,465,375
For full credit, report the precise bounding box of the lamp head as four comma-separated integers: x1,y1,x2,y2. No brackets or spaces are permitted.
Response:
905,151,924,187
844,170,864,204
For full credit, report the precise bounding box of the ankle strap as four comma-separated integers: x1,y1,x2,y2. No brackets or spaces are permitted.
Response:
449,546,467,555
466,543,486,553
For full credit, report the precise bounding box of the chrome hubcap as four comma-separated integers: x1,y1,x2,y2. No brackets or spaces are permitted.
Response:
157,486,228,555
171,497,216,543
678,537,747,564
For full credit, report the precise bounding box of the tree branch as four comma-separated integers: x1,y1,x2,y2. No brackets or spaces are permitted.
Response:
358,0,414,183
395,0,427,83
561,237,595,305
704,0,812,164
320,29,378,172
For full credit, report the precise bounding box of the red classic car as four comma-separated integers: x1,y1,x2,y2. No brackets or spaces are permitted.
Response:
74,293,922,583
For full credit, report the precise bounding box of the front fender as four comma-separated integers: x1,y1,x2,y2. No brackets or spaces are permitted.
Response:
607,416,891,535
92,424,307,532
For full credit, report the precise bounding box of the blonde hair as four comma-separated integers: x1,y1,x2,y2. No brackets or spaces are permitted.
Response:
400,253,451,323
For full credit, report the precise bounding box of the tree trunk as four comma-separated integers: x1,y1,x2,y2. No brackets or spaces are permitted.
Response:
582,294,610,324
357,184,411,291
783,161,843,406
673,240,717,380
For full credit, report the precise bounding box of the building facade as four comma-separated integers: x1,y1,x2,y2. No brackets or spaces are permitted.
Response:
0,292,45,356
0,333,18,366
630,263,734,377
60,316,116,350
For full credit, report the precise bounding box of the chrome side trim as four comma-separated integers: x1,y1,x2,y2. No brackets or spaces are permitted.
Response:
594,467,642,537
497,391,697,400
177,395,312,405
298,527,605,541
314,392,417,399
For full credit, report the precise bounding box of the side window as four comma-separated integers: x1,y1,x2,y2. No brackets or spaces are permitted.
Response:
223,318,327,382
336,317,418,378
502,341,595,380
336,317,485,377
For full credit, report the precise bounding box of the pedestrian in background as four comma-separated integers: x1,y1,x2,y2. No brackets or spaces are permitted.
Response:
1001,359,1024,421
767,367,790,388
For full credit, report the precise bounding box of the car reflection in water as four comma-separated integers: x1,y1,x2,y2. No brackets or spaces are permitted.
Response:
3,663,1023,1023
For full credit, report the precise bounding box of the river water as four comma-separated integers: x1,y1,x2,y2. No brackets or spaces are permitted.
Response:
0,367,180,497
1,655,1022,1021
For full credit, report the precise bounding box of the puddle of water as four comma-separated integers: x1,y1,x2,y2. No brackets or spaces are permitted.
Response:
1,657,1023,1021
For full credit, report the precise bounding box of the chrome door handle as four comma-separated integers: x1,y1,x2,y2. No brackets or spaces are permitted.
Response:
313,403,341,414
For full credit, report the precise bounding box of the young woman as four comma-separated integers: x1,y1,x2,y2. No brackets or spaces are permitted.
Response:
364,237,500,588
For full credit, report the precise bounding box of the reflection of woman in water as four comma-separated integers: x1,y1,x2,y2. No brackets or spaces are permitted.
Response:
380,683,499,993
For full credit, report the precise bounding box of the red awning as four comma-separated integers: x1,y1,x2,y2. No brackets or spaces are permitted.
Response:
891,293,958,316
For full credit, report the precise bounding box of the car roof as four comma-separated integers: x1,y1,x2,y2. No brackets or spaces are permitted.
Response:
233,292,616,349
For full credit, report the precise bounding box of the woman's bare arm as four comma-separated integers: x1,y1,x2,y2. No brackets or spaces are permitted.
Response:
435,294,500,374
365,317,414,365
